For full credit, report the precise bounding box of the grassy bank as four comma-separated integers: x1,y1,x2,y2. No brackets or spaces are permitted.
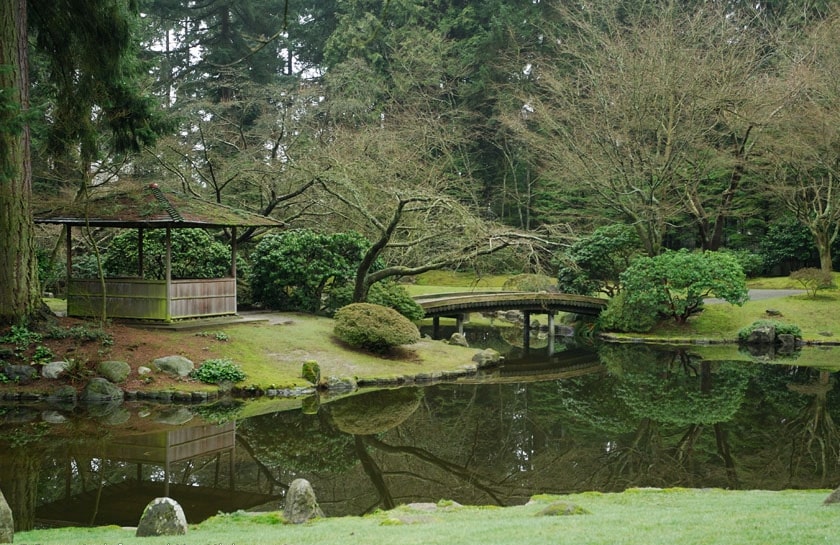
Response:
605,291,840,345
14,488,838,545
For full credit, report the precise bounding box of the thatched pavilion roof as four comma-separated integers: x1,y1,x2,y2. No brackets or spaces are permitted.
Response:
34,184,283,229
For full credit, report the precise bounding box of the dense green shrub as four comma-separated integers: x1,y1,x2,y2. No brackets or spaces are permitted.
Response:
621,249,748,324
191,358,246,384
333,303,421,352
328,281,424,321
555,224,642,297
250,229,375,313
104,228,233,279
71,253,103,279
737,320,802,342
597,291,659,333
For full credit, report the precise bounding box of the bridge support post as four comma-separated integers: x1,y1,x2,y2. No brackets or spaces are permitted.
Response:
456,314,465,336
432,316,440,340
548,311,555,356
523,311,531,351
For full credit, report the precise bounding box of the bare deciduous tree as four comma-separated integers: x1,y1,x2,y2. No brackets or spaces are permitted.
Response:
762,11,840,274
506,2,785,255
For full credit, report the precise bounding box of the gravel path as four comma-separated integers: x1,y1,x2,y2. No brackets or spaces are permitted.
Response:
705,288,805,304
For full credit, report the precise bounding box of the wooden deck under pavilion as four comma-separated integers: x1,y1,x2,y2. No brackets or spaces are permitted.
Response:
35,184,283,322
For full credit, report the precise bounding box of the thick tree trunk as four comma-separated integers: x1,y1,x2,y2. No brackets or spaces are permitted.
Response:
813,230,834,275
0,0,40,325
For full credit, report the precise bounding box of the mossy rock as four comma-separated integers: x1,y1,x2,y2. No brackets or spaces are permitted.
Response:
535,502,590,516
80,377,124,403
301,360,321,384
328,387,423,435
97,360,131,383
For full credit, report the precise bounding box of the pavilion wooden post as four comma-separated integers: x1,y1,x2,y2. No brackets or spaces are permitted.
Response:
230,227,238,311
137,228,144,277
230,227,237,278
165,227,172,321
65,226,72,299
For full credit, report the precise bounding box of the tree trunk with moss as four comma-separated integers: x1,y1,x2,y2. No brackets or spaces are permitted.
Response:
0,0,41,325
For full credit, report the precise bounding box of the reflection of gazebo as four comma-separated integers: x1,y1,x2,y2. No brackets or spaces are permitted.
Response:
35,184,283,321
36,423,282,526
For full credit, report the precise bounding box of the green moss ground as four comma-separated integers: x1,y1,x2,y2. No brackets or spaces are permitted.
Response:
180,313,486,390
14,488,840,545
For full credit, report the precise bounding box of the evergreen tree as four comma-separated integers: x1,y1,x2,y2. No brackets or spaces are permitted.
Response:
0,0,159,324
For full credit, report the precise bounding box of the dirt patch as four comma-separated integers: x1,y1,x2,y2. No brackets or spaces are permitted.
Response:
0,317,229,394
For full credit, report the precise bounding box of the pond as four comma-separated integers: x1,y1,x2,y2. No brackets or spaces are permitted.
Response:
1,324,840,530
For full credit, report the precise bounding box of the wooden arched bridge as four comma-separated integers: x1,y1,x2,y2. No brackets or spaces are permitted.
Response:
413,291,607,346
414,291,607,317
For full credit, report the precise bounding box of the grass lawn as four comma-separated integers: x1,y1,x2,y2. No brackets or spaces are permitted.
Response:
617,291,840,345
14,488,839,545
197,313,485,388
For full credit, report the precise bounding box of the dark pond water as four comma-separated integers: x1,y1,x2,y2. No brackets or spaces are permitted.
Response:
2,324,840,530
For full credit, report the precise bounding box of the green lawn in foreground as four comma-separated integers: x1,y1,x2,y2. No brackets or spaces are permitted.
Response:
14,489,839,545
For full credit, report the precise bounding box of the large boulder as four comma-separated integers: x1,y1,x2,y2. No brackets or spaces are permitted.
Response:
0,488,12,543
153,356,194,377
135,497,188,537
80,377,124,403
97,360,131,383
283,479,324,524
2,364,38,385
746,325,775,344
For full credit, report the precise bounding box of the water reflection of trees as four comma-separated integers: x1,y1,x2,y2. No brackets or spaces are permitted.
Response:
4,345,840,526
237,350,840,514
595,345,754,490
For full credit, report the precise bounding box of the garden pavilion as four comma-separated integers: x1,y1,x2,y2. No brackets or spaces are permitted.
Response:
35,183,283,322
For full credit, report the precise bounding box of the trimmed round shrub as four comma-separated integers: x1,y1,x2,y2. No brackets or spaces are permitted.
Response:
333,303,421,352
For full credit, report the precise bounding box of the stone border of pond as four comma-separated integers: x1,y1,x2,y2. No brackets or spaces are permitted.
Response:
0,348,500,408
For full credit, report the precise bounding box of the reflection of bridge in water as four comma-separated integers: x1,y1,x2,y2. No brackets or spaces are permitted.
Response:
414,291,607,351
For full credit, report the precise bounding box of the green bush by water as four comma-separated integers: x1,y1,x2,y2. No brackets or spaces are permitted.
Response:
191,358,246,384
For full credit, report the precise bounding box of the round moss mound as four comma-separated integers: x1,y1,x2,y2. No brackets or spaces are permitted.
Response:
333,303,420,352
